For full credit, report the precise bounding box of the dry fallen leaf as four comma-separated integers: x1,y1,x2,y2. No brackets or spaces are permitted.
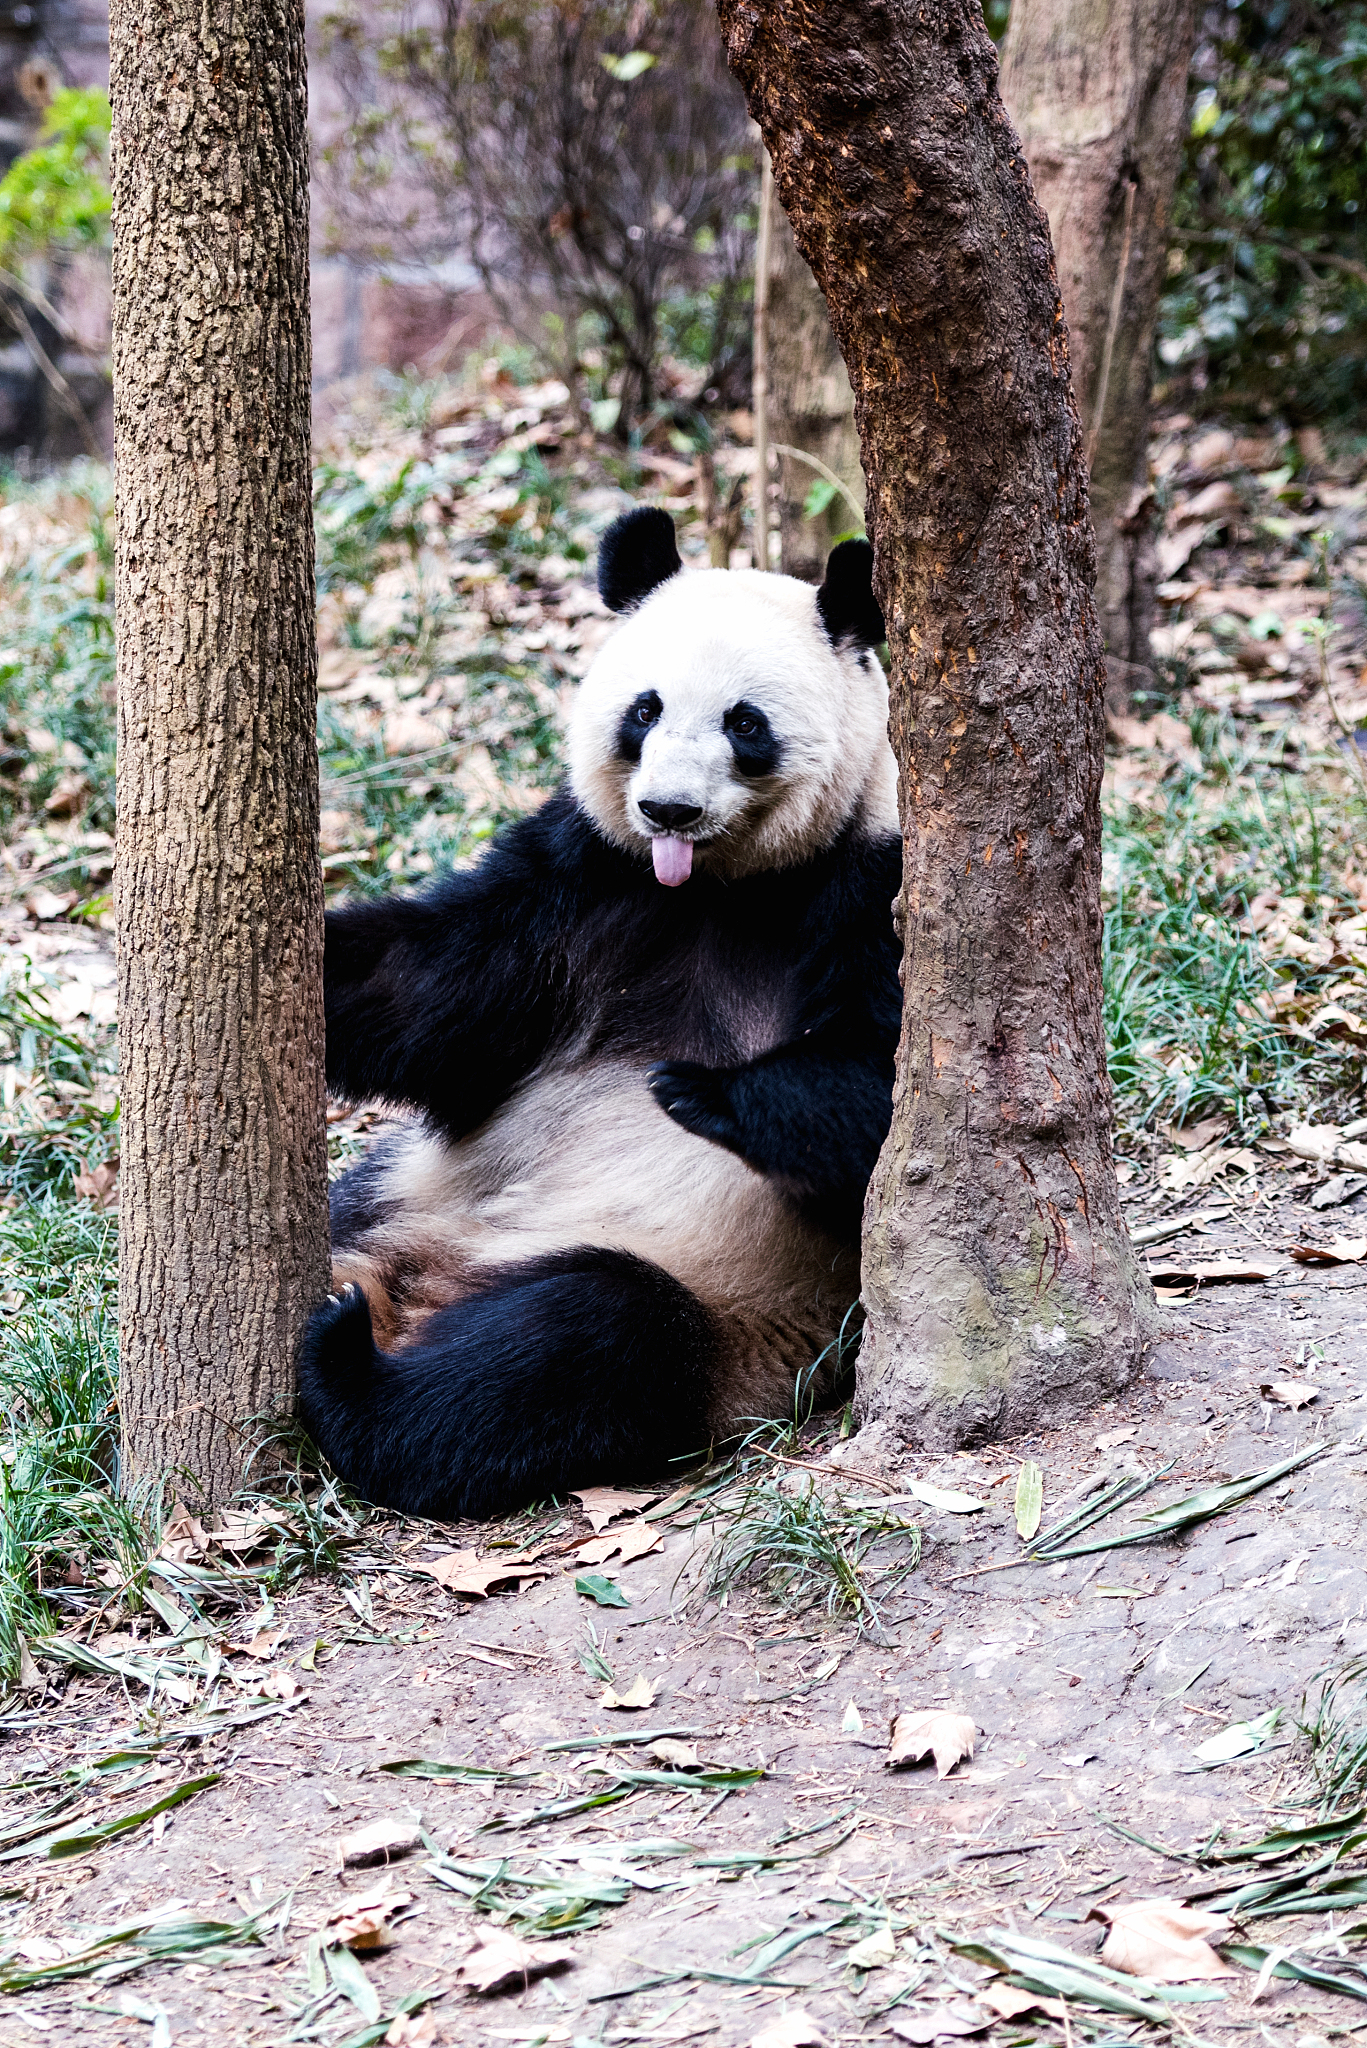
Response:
241,1625,285,1661
845,1925,896,1969
887,1710,975,1778
457,1926,572,1995
16,1637,43,1692
24,887,77,922
978,1985,1067,2021
339,1819,423,1867
1163,1114,1230,1151
1090,1899,1234,1982
1144,1256,1280,1287
750,2011,828,2048
1289,1237,1367,1266
577,1519,663,1568
599,1674,656,1711
419,1549,549,1597
72,1158,119,1209
156,1500,209,1564
571,1485,665,1532
212,1509,288,1555
1261,1378,1318,1409
1096,1425,1138,1451
889,2005,991,2043
903,1480,984,1514
384,2013,439,2047
648,1738,700,1769
325,1881,412,1950
257,1668,303,1702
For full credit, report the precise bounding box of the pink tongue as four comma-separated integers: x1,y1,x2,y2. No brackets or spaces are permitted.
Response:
651,835,694,887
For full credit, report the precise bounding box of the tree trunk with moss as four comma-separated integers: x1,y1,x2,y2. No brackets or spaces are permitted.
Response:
1001,0,1199,699
766,203,865,581
718,0,1156,1449
111,0,329,1505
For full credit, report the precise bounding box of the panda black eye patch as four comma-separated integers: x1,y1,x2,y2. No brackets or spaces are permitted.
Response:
616,690,663,763
724,701,781,778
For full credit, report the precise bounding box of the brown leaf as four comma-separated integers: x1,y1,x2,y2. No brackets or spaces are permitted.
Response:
1091,1899,1234,1982
978,1985,1067,2021
325,1880,412,1950
456,1926,572,1995
751,2011,829,2048
419,1549,549,1597
1163,1115,1230,1152
889,2006,991,2043
1096,1425,1138,1451
72,1159,118,1209
571,1484,665,1532
241,1625,285,1661
1289,1237,1367,1266
1143,1256,1280,1286
599,1674,656,1711
16,1637,43,1692
1261,1379,1318,1410
649,1738,700,1769
258,1668,303,1701
211,1508,287,1556
156,1500,209,1564
384,2014,439,2046
887,1710,975,1778
340,1818,423,1868
24,886,76,921
577,1519,663,1568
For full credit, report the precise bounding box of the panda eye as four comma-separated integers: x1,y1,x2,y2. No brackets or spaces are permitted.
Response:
729,713,758,737
635,703,658,724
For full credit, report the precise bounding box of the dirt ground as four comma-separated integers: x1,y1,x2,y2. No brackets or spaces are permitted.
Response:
3,1179,1367,2047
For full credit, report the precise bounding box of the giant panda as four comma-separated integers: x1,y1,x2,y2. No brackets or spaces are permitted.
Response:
299,506,902,1519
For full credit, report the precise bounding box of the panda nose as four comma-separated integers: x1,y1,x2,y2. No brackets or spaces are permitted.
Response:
639,799,702,830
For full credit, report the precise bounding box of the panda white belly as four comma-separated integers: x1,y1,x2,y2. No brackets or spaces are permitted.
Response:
332,1058,857,1428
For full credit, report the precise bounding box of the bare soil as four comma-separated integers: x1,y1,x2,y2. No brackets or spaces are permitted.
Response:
4,1186,1367,2047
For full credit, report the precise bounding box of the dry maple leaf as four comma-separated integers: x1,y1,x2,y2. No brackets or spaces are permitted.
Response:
325,1881,412,1950
156,1500,208,1564
887,1710,975,1778
457,1926,572,1995
571,1484,664,1532
600,1673,656,1711
576,1519,663,1568
419,1549,549,1597
1090,1899,1234,1981
339,1818,423,1867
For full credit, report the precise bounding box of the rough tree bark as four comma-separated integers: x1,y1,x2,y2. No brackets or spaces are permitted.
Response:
766,201,865,582
1000,0,1199,697
112,0,329,1503
718,0,1156,1446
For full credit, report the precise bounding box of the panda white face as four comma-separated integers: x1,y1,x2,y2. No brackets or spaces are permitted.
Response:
569,520,896,884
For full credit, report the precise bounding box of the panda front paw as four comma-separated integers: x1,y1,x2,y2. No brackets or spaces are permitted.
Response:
647,1060,743,1154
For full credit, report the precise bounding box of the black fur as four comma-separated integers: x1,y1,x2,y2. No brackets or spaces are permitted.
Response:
309,789,902,1517
616,689,662,762
597,507,682,614
300,1253,716,1519
817,539,885,650
723,700,782,779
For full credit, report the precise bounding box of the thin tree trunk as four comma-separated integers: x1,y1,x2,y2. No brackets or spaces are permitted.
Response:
717,0,1156,1449
111,0,329,1504
1000,0,1199,700
766,202,864,583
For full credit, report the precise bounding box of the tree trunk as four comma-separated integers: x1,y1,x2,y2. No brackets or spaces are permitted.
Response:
717,0,1156,1448
767,201,865,582
111,0,329,1504
1000,0,1199,700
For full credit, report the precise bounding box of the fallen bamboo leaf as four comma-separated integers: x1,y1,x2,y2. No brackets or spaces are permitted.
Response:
1289,1237,1367,1265
571,1485,665,1532
1033,1443,1325,1559
1261,1379,1318,1409
340,1819,423,1867
950,1929,1171,2022
418,1550,549,1597
750,2010,828,2048
599,1674,656,1711
325,1881,412,1951
890,2007,991,2043
1090,1900,1234,1981
1015,1461,1043,1542
457,1926,573,1994
327,1941,380,2020
576,1519,663,1568
1191,1709,1281,1767
0,1898,279,1991
33,1775,222,1862
1223,1942,1367,2005
1144,1256,1280,1286
904,1480,984,1514
888,1710,975,1778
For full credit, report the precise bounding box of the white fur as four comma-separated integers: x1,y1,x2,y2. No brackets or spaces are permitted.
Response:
569,566,897,878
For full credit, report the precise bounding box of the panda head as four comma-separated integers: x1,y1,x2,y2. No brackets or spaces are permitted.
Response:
569,507,896,885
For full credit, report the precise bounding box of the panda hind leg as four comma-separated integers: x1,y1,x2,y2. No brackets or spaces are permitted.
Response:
297,1247,716,1521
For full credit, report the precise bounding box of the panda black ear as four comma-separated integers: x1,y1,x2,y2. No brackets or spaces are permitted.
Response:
816,537,885,650
597,506,683,614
